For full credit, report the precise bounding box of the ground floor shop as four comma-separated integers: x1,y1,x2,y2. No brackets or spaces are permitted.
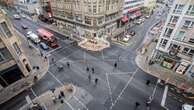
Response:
153,50,191,76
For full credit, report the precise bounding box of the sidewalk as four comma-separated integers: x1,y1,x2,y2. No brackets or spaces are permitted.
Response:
0,30,49,104
135,41,194,94
19,84,93,110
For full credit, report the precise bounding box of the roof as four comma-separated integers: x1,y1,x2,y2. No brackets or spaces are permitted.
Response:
37,28,53,38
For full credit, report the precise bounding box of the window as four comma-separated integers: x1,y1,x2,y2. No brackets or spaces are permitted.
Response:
173,4,184,14
0,48,12,63
0,22,12,38
13,42,22,55
182,20,194,29
188,38,194,44
159,39,168,48
175,31,185,41
85,16,92,25
98,17,104,24
182,47,194,57
186,5,194,16
163,28,173,37
168,16,179,26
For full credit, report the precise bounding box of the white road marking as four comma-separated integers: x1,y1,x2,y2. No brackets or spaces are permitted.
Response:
102,50,105,60
48,71,63,86
31,88,38,97
106,73,113,105
108,71,134,75
161,85,168,106
110,68,138,110
73,96,89,110
30,88,48,110
65,100,75,110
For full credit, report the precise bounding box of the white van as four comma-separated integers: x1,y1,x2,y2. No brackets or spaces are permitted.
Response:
182,104,194,110
27,31,40,44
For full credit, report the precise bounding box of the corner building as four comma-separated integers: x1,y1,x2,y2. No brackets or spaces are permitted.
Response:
153,0,194,76
43,0,123,39
0,10,32,90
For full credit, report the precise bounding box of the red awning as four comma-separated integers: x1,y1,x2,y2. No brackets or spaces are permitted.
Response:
128,7,140,13
134,11,142,17
121,16,128,23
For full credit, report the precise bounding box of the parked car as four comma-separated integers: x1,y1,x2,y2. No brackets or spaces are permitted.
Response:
129,31,136,36
21,14,26,19
39,42,49,50
182,104,194,110
136,18,145,24
21,24,28,29
27,31,40,44
13,14,21,20
145,15,150,18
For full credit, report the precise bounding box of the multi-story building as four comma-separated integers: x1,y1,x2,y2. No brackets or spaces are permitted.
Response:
122,0,144,23
0,0,14,8
152,0,194,76
40,0,123,39
144,0,156,14
0,9,32,90
14,0,41,16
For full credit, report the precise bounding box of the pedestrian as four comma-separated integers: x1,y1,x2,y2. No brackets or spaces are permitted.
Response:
88,74,91,83
67,62,70,68
135,102,140,107
114,62,117,68
86,67,89,72
92,67,94,74
95,78,98,85
146,56,149,62
51,58,55,63
146,80,151,86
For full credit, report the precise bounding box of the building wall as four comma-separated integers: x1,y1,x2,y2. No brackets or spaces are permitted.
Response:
154,0,194,75
0,10,32,88
48,0,123,38
13,0,41,16
123,0,144,14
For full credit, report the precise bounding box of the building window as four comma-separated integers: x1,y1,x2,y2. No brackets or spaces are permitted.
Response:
173,4,184,14
98,17,104,24
85,16,92,25
163,28,173,37
182,20,194,29
182,47,194,57
13,42,22,55
159,39,168,48
0,53,4,62
188,38,194,44
168,16,179,26
0,22,12,38
175,31,185,41
186,5,194,16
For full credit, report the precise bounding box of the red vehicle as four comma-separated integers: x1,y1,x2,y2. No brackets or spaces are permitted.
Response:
37,28,58,48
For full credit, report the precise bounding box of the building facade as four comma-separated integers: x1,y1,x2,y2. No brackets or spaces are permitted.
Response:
121,0,144,23
41,0,123,39
153,0,194,76
14,0,41,16
0,9,32,90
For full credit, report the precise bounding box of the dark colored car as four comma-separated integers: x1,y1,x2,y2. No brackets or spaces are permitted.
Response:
21,24,28,29
129,31,136,36
39,42,49,50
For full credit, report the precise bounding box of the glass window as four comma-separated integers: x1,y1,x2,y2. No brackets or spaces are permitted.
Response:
173,4,184,14
175,31,185,41
164,28,173,37
160,39,168,48
182,20,194,28
186,5,194,16
0,22,12,38
0,53,4,62
13,42,22,55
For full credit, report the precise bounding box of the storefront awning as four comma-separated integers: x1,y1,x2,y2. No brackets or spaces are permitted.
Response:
128,7,140,13
121,16,128,23
134,11,142,17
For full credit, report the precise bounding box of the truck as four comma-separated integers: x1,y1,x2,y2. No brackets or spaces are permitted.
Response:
27,31,40,44
37,28,58,48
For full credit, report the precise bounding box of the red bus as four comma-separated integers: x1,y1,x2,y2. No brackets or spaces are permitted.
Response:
37,28,58,48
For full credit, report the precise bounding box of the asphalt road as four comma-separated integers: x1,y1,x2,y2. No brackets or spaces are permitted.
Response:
0,4,186,110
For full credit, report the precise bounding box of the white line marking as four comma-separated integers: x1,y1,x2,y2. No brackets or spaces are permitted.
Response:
106,73,113,105
108,71,134,75
31,88,38,97
73,96,89,110
48,71,63,86
110,68,138,109
65,100,74,110
46,47,62,55
161,85,168,106
30,88,48,110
